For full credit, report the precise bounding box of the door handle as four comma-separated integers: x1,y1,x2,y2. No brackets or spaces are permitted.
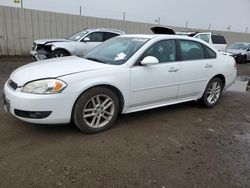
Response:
205,64,213,68
168,67,179,72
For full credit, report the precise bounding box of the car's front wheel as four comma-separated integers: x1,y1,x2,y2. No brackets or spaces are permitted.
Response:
73,87,119,134
49,50,69,58
200,78,223,107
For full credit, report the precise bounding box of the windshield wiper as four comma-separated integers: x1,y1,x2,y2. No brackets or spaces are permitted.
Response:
85,57,107,64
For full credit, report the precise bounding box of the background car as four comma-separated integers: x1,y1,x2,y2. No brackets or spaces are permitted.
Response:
5,34,237,133
150,27,227,51
226,42,250,64
193,32,227,51
30,28,125,60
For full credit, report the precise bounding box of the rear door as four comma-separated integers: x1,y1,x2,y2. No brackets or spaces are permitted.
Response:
177,40,217,99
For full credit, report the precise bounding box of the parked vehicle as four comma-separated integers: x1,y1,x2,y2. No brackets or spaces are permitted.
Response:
4,34,237,133
150,27,227,52
193,32,227,52
226,42,250,64
30,28,125,61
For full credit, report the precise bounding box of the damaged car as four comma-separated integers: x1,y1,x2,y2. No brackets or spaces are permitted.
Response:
30,28,125,61
226,42,250,64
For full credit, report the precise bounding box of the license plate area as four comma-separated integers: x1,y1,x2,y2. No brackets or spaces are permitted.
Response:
4,96,10,112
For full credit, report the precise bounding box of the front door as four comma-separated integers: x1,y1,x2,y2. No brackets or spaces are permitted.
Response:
129,40,180,110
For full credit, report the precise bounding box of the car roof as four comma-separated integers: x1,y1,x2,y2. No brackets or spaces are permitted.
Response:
118,34,219,52
196,32,224,36
85,28,125,34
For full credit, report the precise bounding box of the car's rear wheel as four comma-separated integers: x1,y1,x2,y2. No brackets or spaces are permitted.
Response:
200,78,223,107
73,87,119,134
49,50,69,58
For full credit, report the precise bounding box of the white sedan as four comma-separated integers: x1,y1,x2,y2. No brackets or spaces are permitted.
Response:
4,34,237,133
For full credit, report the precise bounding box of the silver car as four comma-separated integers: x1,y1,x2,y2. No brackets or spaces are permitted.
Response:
30,28,125,61
226,42,250,64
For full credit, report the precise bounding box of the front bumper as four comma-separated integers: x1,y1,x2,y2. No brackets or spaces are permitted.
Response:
30,50,47,61
3,81,74,124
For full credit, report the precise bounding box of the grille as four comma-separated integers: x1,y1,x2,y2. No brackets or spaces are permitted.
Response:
8,80,18,90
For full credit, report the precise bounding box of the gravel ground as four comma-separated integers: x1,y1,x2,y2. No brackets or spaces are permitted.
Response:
0,56,250,188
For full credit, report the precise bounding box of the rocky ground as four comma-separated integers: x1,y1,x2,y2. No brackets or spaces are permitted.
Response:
0,56,249,188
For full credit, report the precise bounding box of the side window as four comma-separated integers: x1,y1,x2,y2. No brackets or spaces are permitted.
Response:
180,40,205,61
195,34,209,43
138,40,177,64
204,46,217,59
84,32,104,42
104,32,119,41
211,35,226,44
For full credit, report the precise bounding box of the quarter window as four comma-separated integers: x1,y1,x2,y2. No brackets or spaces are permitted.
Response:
139,40,177,63
179,40,205,60
104,32,119,41
204,46,217,59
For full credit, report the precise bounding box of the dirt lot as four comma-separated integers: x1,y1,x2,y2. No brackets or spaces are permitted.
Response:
0,56,250,188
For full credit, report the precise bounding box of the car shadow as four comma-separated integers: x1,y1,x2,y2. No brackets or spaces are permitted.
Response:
15,100,203,135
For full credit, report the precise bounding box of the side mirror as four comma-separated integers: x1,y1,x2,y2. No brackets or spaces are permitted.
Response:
247,48,250,52
83,37,90,42
141,56,159,65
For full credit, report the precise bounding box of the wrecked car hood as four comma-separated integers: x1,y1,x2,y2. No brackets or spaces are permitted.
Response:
34,39,71,45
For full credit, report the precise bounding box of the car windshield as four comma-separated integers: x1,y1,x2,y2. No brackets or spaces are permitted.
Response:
67,31,88,41
228,43,250,50
83,37,149,65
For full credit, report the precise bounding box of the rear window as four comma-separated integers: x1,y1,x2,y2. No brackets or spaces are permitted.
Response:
211,35,226,44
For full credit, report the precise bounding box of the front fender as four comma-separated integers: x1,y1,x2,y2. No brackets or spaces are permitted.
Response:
49,42,76,55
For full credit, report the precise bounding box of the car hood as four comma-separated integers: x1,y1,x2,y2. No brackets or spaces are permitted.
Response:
226,49,244,54
34,39,71,45
10,56,113,86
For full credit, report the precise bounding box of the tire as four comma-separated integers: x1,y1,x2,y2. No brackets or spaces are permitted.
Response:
200,78,223,107
239,55,247,64
49,50,69,59
72,87,119,134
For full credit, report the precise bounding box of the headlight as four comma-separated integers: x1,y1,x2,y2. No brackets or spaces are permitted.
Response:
21,79,67,94
51,44,56,51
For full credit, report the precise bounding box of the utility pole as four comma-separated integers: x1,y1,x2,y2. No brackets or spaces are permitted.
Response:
80,5,82,16
185,20,188,29
246,27,248,33
123,12,125,21
208,24,211,31
21,0,23,8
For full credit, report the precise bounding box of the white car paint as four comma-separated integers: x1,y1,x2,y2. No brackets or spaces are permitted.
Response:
4,34,237,125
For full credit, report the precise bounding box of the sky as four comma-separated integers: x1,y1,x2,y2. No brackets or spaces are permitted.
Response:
1,0,250,33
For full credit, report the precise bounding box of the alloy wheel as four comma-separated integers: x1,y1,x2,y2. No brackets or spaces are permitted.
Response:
83,94,115,128
206,81,222,104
